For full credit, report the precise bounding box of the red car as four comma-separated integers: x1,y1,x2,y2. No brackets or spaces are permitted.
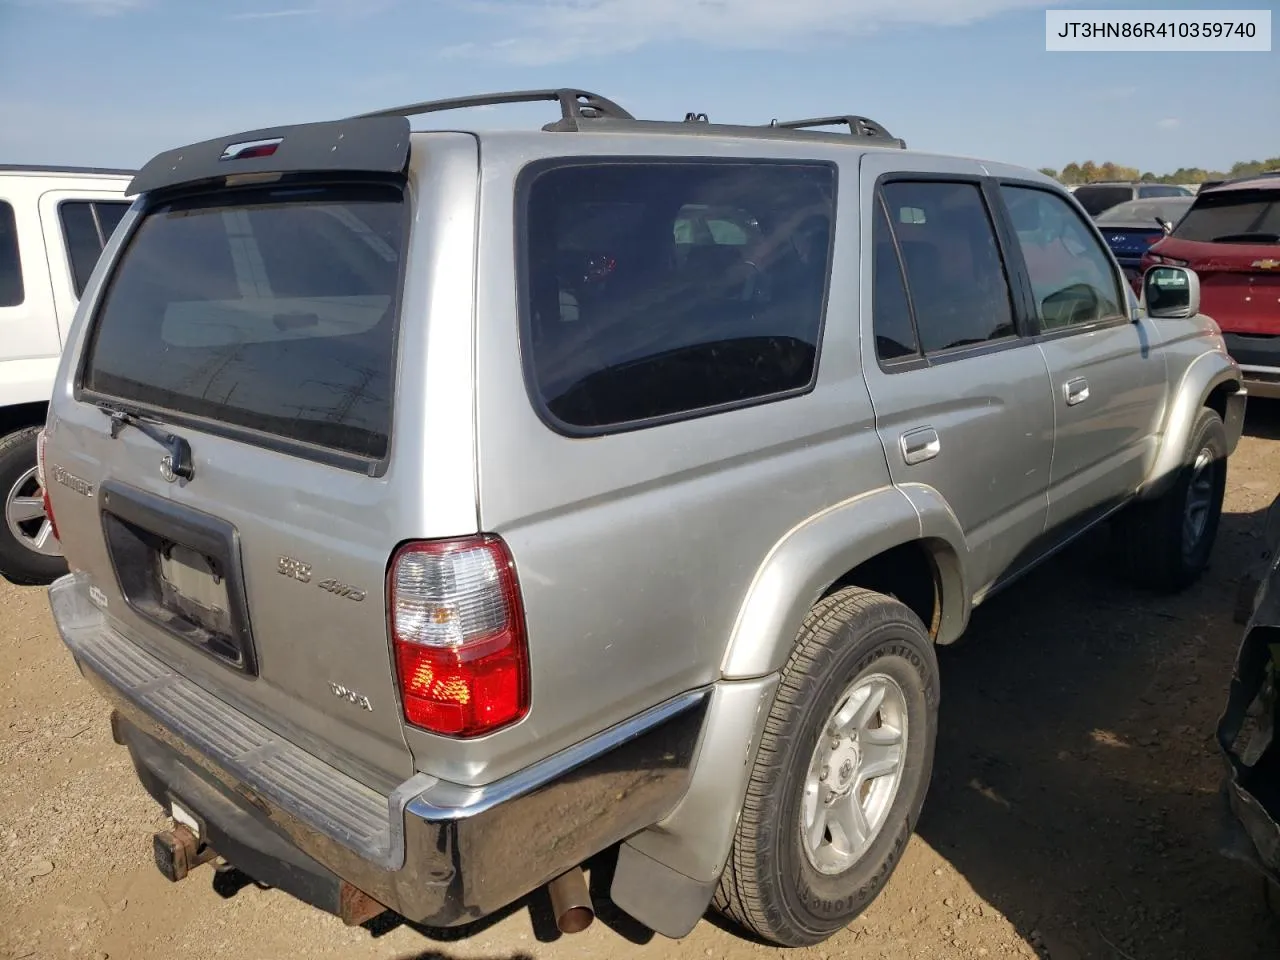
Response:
1141,175,1280,399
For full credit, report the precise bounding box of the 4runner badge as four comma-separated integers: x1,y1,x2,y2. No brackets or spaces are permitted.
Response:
329,682,373,712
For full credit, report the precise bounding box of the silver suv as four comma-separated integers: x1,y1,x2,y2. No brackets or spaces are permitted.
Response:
42,89,1245,947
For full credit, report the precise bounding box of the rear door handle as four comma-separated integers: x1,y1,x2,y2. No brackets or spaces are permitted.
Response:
900,427,941,465
1064,377,1090,406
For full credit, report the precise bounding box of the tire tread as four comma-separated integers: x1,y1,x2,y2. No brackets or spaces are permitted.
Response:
713,586,916,941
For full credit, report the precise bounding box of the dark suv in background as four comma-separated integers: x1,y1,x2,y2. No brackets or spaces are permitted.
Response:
1144,174,1280,400
1072,181,1193,217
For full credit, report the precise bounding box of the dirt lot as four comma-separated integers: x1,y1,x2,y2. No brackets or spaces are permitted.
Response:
3,408,1280,960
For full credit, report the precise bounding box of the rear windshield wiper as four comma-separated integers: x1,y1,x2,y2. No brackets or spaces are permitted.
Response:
1210,232,1280,244
95,401,195,481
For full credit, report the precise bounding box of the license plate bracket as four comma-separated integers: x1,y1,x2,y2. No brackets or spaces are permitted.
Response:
99,480,258,676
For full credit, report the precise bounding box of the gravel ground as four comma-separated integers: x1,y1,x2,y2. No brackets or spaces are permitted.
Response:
3,405,1280,960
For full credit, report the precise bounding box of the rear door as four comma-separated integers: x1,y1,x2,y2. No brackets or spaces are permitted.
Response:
37,191,131,343
996,181,1166,535
0,184,60,369
56,177,422,787
858,154,1055,597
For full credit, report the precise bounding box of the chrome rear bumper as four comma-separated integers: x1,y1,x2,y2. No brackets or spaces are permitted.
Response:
49,571,709,926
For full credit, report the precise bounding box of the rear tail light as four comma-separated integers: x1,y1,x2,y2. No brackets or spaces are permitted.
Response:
35,428,58,542
389,535,529,738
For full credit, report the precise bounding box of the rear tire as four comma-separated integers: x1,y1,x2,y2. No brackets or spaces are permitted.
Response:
1114,407,1227,593
713,587,939,947
0,426,67,587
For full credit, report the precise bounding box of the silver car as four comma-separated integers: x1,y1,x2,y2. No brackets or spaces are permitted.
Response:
40,89,1245,947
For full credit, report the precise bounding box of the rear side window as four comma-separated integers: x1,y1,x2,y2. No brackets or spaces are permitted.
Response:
520,160,836,432
1072,185,1133,216
878,180,1016,354
1171,188,1280,244
60,200,131,297
0,201,23,307
871,198,918,361
82,183,406,462
1137,184,1186,199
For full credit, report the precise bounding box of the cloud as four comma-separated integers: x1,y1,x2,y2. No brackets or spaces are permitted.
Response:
1092,85,1138,101
20,0,147,13
228,7,319,19
1156,117,1181,130
443,0,1104,64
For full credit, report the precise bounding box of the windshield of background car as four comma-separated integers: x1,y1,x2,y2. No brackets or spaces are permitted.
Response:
1072,185,1133,216
80,182,406,461
1170,187,1280,244
1095,197,1193,225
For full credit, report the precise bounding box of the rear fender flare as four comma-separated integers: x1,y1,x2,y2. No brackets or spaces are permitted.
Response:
720,485,970,680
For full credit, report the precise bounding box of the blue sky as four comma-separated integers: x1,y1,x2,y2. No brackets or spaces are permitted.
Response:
0,0,1274,174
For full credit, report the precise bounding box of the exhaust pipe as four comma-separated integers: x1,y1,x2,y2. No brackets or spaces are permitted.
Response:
547,867,594,934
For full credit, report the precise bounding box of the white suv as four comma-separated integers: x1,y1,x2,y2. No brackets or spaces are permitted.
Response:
0,164,132,584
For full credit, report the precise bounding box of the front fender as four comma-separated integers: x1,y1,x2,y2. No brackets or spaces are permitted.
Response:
720,485,970,679
1142,348,1245,501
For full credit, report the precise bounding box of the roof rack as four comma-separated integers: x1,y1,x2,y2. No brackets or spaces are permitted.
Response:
767,115,899,142
350,88,635,123
350,87,906,148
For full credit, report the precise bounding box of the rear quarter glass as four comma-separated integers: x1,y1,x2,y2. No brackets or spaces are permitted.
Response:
78,181,408,464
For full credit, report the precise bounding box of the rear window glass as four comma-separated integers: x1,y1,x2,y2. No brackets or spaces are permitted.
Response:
1137,185,1186,199
60,200,131,297
520,160,836,432
82,183,406,461
1171,188,1280,245
0,201,22,307
1072,186,1133,216
1094,197,1192,225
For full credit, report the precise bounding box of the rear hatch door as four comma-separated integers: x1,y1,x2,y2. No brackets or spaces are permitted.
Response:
57,120,425,788
1158,185,1280,335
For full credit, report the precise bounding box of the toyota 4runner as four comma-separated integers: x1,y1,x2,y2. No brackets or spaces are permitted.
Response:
41,89,1246,947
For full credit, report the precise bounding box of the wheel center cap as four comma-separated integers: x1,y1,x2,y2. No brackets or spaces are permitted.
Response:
826,740,861,798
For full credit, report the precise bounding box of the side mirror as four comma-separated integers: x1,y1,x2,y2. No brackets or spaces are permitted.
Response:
1156,217,1173,235
1142,265,1200,319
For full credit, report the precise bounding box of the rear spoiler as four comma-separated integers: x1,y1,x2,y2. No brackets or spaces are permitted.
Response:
126,115,411,198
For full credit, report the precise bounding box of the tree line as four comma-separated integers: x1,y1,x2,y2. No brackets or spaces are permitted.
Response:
1037,158,1280,185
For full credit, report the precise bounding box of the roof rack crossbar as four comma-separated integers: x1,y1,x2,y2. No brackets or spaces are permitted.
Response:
768,115,899,141
350,88,635,123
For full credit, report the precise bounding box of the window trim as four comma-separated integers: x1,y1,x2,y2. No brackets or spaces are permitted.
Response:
0,199,26,308
869,172,1034,374
513,155,840,439
870,192,927,372
991,177,1135,342
57,198,132,299
72,174,413,477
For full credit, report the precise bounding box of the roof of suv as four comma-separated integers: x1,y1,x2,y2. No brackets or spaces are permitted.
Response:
126,87,1061,199
1200,174,1280,195
0,164,134,179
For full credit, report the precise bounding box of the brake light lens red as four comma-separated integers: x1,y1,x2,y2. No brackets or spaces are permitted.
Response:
389,536,529,737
